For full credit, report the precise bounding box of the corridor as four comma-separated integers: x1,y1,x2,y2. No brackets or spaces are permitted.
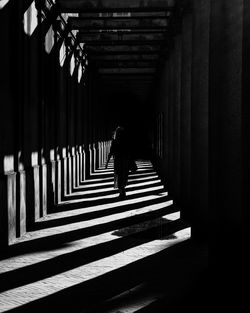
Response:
0,159,199,312
0,0,248,312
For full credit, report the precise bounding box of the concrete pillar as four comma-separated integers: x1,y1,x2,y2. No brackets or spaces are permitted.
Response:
19,171,26,236
209,0,243,238
82,146,86,182
164,62,170,182
0,4,18,245
0,172,17,246
167,54,175,195
43,28,59,211
180,13,192,214
190,0,210,238
172,35,182,200
242,0,250,236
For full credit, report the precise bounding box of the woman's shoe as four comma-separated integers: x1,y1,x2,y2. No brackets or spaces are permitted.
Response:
118,189,126,199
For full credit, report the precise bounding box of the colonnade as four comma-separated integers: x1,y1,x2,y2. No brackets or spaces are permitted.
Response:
1,0,249,261
0,1,111,247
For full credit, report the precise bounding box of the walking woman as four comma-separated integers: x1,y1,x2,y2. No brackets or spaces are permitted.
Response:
106,126,130,199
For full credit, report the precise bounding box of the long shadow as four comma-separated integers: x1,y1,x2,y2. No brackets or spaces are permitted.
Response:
0,219,188,293
5,240,194,313
72,175,159,192
1,204,178,259
77,168,156,184
63,181,163,201
88,240,208,313
76,171,157,188
32,195,171,230
52,186,166,213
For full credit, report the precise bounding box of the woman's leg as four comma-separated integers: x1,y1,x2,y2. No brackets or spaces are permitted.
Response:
118,187,126,198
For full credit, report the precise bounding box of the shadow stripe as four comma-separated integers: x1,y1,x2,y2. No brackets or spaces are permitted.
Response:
0,219,188,293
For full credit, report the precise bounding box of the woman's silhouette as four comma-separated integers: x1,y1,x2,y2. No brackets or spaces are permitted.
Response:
106,126,130,199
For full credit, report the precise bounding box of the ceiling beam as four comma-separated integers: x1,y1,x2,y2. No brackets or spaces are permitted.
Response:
82,40,165,46
92,61,157,68
74,15,170,20
68,17,168,29
57,0,175,13
72,25,168,31
78,29,168,34
88,54,160,61
98,76,154,81
78,11,170,16
98,68,156,74
77,32,166,41
85,45,161,52
87,50,163,55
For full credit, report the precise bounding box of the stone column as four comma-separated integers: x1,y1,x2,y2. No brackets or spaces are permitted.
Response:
190,0,210,239
172,35,182,200
167,54,175,195
0,4,18,245
209,0,243,238
242,0,250,236
180,12,192,215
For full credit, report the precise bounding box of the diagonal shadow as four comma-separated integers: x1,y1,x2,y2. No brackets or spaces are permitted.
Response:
0,219,188,293
4,240,193,313
1,204,178,260
32,195,171,230
61,180,163,201
50,186,166,213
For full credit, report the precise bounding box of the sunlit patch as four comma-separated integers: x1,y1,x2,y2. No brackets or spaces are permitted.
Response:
61,12,79,22
70,54,75,76
3,155,14,173
71,29,78,38
23,1,39,36
45,26,54,54
62,147,67,158
59,41,66,67
0,0,10,9
45,0,55,10
41,148,45,164
77,65,82,83
0,223,190,311
18,151,24,171
50,149,55,161
168,227,191,241
31,151,38,166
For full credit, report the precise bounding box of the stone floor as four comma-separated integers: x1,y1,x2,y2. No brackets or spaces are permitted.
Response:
0,160,207,313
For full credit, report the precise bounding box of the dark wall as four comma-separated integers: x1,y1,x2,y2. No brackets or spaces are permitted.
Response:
150,0,248,247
